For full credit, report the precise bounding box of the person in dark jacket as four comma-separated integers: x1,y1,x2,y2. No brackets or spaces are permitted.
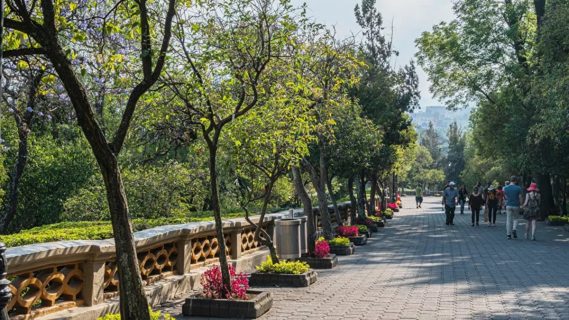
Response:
486,186,499,226
458,185,468,214
469,187,484,226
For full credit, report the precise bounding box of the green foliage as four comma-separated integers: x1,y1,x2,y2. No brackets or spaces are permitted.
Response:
328,236,350,247
367,215,380,222
383,208,394,218
62,162,203,221
356,224,368,234
256,256,310,275
547,216,569,224
98,308,172,320
11,134,97,231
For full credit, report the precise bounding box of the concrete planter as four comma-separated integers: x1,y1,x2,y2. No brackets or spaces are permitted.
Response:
368,225,379,232
349,235,367,246
296,254,338,269
329,244,354,256
182,290,272,318
249,269,318,287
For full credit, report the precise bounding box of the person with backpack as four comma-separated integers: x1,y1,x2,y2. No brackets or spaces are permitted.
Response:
522,182,540,240
486,186,499,226
469,187,484,226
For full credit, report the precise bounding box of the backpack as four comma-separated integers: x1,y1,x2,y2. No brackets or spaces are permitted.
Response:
528,193,539,209
488,192,496,201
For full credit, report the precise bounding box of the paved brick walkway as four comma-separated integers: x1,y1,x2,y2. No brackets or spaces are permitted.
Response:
167,196,569,319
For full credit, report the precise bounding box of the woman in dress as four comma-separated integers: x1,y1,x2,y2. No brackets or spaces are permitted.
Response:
522,182,540,240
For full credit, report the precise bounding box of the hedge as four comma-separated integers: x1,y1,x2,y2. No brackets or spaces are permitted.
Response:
0,211,244,248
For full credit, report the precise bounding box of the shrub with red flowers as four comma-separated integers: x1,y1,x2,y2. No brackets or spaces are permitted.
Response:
314,236,330,258
201,265,249,300
387,202,398,210
335,225,359,237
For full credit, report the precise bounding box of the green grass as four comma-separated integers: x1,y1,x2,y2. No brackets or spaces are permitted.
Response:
0,211,245,248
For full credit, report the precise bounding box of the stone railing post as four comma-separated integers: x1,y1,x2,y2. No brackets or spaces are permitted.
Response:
176,236,192,274
0,243,12,320
230,228,242,260
82,255,106,306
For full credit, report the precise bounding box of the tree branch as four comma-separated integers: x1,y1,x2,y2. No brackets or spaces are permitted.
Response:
3,47,45,58
111,0,177,153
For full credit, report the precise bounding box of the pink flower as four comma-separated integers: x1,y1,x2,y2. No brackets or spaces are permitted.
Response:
335,225,359,237
314,237,330,258
201,265,249,300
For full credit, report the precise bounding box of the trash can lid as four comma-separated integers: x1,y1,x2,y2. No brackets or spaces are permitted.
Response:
275,218,301,226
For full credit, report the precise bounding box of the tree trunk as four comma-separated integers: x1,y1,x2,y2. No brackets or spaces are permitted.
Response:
100,158,150,319
305,160,332,239
325,176,342,226
537,173,556,217
347,176,357,224
368,173,377,216
563,177,567,216
1,126,29,233
206,135,232,295
356,172,366,219
250,179,279,263
292,166,315,254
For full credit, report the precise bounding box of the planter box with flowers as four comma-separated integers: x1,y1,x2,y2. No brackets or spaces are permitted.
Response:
328,236,355,256
183,265,272,318
249,257,317,287
296,237,338,269
357,224,370,238
547,215,568,226
337,225,367,246
383,208,394,219
387,202,399,213
357,216,379,232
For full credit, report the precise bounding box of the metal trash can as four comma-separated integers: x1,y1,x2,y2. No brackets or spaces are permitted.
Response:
274,219,301,259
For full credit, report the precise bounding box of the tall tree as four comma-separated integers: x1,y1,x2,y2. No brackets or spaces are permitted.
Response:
4,1,177,318
162,0,299,294
445,121,466,184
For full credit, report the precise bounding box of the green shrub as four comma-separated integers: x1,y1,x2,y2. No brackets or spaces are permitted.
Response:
367,215,380,222
63,162,206,221
256,256,310,275
329,236,350,247
98,308,172,319
548,215,569,223
383,208,394,218
356,224,368,234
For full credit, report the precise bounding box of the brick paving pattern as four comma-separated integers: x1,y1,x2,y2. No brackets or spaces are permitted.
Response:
166,196,569,319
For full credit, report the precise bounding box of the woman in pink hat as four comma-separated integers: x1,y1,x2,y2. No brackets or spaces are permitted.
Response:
522,182,540,240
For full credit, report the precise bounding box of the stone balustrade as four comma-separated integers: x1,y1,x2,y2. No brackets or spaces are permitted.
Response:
5,202,353,319
5,215,279,319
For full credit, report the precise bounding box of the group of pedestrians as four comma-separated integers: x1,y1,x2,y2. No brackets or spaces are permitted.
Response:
439,176,541,240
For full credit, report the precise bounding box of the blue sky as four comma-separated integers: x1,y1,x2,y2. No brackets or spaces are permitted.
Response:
290,0,456,108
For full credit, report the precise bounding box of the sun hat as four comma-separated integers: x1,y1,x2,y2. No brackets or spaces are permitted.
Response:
449,181,456,187
527,182,539,192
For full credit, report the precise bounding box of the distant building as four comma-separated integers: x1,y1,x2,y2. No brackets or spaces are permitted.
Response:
410,105,471,139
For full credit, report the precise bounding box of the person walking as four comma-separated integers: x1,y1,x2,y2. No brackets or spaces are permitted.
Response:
469,187,484,226
522,182,540,240
486,186,499,226
443,181,459,225
458,185,468,214
504,176,523,239
496,185,505,215
415,185,424,208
